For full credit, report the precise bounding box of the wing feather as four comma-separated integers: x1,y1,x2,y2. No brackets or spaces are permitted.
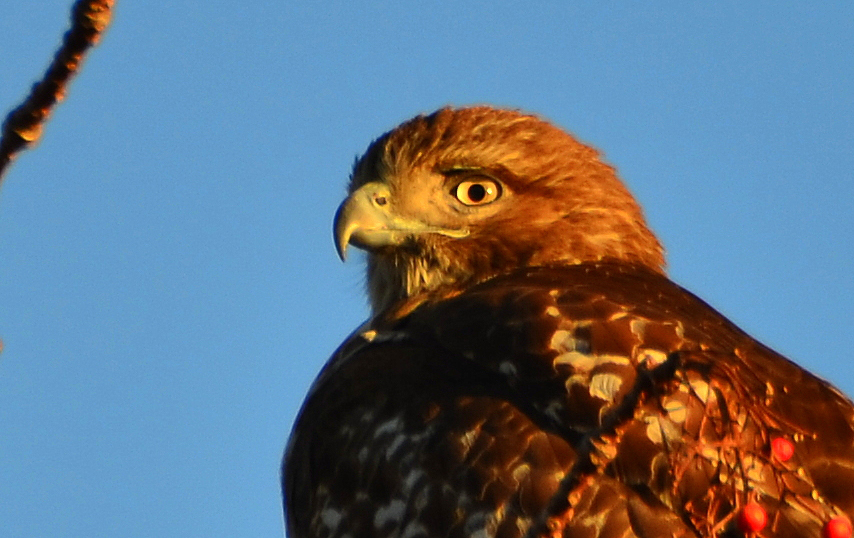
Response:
285,262,854,538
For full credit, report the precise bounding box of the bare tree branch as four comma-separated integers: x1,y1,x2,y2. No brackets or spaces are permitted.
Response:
0,0,115,184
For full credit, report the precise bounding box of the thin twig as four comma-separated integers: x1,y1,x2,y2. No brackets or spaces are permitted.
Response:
0,0,115,183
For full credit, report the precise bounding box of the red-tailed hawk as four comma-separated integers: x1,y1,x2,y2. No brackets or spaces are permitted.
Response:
283,106,854,538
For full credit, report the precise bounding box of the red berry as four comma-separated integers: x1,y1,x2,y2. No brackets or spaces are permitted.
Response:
738,503,768,532
738,503,768,533
771,437,794,461
825,517,853,538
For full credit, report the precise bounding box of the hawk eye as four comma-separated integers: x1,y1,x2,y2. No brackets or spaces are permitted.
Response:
453,178,501,206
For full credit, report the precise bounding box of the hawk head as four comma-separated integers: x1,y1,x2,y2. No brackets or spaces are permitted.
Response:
334,106,665,314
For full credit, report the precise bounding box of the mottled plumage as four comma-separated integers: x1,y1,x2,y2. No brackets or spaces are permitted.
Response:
283,107,854,538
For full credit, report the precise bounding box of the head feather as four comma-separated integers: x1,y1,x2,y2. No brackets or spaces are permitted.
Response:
348,106,665,314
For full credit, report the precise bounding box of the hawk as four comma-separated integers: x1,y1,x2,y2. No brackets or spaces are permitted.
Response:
283,106,854,538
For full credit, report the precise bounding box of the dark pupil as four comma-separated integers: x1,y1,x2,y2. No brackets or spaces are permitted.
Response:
467,183,487,202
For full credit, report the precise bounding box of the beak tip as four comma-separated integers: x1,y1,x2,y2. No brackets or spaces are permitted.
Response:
333,199,351,262
336,243,348,262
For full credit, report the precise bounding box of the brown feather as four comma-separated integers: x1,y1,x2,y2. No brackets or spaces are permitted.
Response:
284,106,854,538
350,107,664,314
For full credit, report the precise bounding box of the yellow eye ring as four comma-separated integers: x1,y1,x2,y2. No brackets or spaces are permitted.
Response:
453,179,500,206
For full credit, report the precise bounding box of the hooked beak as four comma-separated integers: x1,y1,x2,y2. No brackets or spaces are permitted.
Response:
333,182,469,261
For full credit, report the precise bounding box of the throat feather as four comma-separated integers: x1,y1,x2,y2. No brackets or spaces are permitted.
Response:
368,250,460,315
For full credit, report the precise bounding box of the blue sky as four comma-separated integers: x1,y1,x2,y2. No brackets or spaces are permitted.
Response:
1,2,852,536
